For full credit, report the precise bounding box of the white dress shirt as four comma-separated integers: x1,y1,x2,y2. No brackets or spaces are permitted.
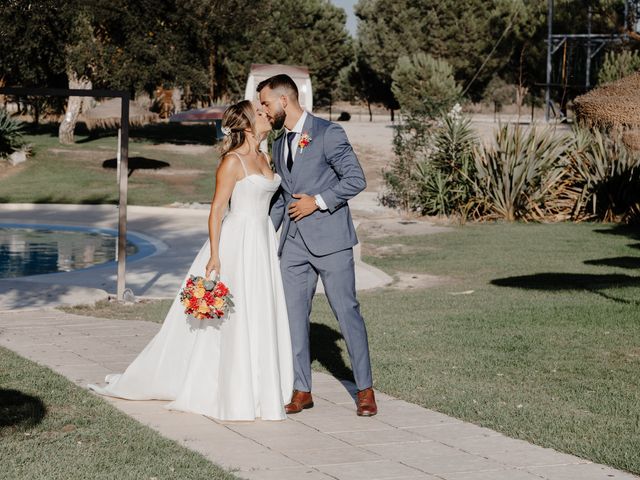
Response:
284,111,328,211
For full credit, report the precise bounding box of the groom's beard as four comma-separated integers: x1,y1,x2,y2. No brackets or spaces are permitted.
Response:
270,109,286,131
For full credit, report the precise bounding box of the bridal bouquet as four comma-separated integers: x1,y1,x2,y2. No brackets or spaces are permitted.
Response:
180,275,232,320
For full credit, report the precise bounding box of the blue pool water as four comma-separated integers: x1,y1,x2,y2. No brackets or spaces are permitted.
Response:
0,223,155,279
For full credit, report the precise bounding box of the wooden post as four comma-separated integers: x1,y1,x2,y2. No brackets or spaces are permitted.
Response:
0,87,132,301
116,128,122,184
116,94,130,301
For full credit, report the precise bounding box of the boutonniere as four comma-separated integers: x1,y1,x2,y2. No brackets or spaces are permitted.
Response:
298,132,312,153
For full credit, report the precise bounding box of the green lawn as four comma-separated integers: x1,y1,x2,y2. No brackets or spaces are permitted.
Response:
60,222,640,474
311,222,640,474
0,123,218,205
0,346,238,480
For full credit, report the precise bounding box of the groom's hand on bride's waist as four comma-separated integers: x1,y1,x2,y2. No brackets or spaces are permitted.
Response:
289,193,319,221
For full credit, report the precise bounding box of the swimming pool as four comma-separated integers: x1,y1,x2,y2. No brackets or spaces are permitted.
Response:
0,223,155,279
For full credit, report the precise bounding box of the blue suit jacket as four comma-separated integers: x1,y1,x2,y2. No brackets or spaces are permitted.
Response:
269,113,366,257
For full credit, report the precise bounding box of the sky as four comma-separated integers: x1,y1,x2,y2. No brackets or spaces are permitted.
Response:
330,0,358,36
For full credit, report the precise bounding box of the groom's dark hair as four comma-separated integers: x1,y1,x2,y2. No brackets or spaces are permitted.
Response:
257,74,299,100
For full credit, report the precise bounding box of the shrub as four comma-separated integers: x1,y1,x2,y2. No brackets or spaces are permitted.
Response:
471,125,572,221
391,52,462,119
382,105,477,218
384,114,640,224
482,77,518,111
413,108,477,217
382,115,434,211
552,127,640,222
0,109,25,157
597,49,640,85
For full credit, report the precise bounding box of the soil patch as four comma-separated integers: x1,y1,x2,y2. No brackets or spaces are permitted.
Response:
358,217,453,239
363,243,431,258
390,272,452,290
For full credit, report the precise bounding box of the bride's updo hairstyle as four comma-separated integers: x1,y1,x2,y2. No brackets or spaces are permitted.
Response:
220,100,257,157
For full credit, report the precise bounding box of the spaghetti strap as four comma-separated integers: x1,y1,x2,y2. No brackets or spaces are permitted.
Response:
229,151,248,177
261,151,272,168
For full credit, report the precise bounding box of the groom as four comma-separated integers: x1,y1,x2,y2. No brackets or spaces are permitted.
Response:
258,74,377,417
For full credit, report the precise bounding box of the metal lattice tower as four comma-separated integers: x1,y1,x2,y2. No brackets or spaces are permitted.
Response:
544,0,640,121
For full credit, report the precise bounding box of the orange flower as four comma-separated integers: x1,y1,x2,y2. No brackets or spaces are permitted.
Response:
197,302,209,314
214,297,225,309
193,287,206,299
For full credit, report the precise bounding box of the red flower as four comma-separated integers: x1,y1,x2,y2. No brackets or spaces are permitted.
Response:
298,132,312,150
214,282,229,297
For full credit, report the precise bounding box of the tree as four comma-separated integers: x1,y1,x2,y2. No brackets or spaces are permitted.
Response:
354,0,523,109
1,0,353,128
1,0,223,141
0,0,74,122
338,55,390,121
224,0,353,107
173,0,256,105
391,52,461,118
58,11,95,144
598,48,640,84
56,0,206,143
0,1,71,88
498,0,633,101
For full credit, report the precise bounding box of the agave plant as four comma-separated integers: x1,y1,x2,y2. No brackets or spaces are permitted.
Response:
412,113,477,217
556,126,640,222
0,109,25,157
431,113,477,176
471,124,572,221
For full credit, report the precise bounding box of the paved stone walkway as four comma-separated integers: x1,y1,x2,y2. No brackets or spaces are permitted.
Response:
0,310,636,480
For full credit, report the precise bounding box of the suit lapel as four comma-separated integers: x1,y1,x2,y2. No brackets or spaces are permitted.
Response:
272,133,290,189
291,113,315,185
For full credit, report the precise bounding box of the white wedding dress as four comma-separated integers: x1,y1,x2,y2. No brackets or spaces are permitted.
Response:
90,154,294,421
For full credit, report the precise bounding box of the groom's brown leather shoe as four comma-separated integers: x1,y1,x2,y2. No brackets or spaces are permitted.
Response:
356,388,378,416
285,390,314,414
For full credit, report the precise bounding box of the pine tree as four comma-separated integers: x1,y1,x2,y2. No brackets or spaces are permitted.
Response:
354,0,522,107
224,0,353,107
391,52,461,118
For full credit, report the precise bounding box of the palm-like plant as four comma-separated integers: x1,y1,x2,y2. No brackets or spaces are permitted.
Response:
412,113,477,217
556,126,640,222
0,109,25,157
472,124,571,221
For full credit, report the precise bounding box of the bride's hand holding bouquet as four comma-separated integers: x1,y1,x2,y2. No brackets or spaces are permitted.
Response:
205,256,220,280
180,256,232,320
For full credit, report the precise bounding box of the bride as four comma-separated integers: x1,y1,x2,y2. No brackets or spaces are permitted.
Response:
90,100,294,421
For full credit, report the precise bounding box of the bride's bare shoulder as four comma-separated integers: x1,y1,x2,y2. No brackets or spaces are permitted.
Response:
217,152,243,177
